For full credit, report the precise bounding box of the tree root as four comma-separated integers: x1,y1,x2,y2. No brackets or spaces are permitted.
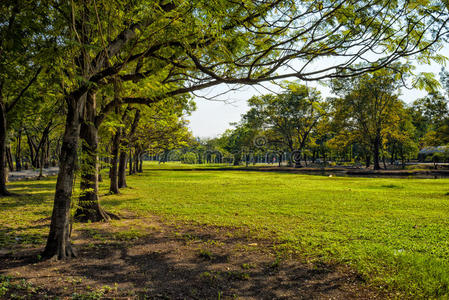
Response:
105,210,120,220
74,207,120,223
0,190,16,197
42,242,77,260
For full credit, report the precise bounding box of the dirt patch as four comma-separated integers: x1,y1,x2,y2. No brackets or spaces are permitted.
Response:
0,216,386,299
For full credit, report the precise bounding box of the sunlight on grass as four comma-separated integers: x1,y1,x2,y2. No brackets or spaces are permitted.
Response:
2,163,449,297
102,163,449,298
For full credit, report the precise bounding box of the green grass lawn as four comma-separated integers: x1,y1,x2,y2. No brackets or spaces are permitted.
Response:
2,163,449,298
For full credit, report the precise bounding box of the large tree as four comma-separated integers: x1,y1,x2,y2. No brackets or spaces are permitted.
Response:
245,83,327,166
43,0,449,259
330,68,406,170
384,105,418,168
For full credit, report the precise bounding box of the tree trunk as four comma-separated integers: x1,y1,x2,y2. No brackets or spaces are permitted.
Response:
109,131,120,194
26,132,37,168
0,101,10,195
54,137,61,165
38,138,44,178
390,146,395,165
128,148,133,175
118,150,127,188
6,145,13,172
33,123,52,169
44,138,50,168
365,154,371,168
75,92,118,222
373,133,381,170
138,152,143,173
133,149,138,173
293,149,301,168
43,95,84,259
15,130,22,171
401,150,406,169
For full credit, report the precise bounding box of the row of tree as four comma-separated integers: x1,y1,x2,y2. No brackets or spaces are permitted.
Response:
186,69,449,170
2,0,449,260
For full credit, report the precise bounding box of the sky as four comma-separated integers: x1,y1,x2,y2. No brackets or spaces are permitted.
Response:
186,51,449,139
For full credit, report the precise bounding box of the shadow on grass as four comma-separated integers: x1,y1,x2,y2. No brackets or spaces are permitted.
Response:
0,224,373,299
0,225,48,249
0,181,55,204
68,235,358,298
0,192,53,210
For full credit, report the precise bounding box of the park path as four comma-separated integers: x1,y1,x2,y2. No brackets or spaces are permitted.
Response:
7,167,59,181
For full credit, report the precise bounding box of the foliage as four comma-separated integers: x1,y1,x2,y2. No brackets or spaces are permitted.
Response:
182,152,198,164
329,68,414,168
245,83,327,154
409,91,449,146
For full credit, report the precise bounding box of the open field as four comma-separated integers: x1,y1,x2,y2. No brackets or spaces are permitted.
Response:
1,163,449,298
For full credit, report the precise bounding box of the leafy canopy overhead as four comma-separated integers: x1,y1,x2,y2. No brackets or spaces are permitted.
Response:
50,0,449,107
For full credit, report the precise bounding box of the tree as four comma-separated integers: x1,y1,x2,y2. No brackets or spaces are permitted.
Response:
219,124,256,166
384,103,418,168
410,92,448,143
44,0,449,259
421,118,449,147
330,68,405,170
408,69,449,148
0,1,56,194
245,83,327,166
132,102,193,167
72,82,193,221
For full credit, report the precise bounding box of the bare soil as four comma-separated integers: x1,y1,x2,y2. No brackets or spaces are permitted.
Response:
0,214,386,299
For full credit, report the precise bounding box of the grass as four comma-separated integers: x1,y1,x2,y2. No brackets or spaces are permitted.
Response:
1,162,449,298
